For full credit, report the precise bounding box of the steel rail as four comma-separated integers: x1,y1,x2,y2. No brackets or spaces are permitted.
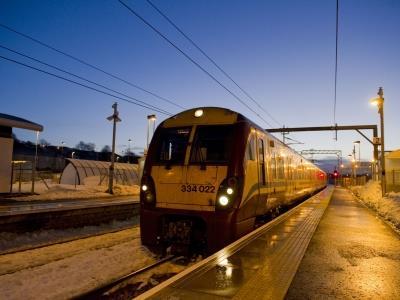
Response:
74,255,176,299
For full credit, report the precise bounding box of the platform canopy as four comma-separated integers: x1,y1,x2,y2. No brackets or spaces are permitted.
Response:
0,113,43,132
60,158,140,186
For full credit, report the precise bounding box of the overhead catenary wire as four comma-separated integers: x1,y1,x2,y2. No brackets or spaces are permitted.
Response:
0,44,172,116
146,0,282,127
333,0,339,126
0,54,173,116
0,23,185,110
118,0,275,128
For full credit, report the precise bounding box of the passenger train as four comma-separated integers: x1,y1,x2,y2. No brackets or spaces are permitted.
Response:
140,107,327,254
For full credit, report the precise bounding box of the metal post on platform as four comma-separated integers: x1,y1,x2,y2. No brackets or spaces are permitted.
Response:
147,114,156,149
31,131,39,194
107,102,121,194
370,87,386,196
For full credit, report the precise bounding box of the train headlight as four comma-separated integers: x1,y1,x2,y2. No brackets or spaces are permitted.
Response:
194,109,204,118
145,191,154,203
218,195,229,206
140,176,156,206
216,176,241,210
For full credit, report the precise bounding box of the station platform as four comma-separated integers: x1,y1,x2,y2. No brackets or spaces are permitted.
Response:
287,187,400,299
138,186,400,299
0,196,138,216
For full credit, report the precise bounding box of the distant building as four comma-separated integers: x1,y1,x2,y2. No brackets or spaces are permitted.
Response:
386,150,400,192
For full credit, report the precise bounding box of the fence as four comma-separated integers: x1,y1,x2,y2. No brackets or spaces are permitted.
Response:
10,160,58,194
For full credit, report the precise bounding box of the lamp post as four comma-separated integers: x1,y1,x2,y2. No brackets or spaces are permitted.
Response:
128,138,132,163
353,140,360,164
147,114,156,149
107,102,121,194
348,154,355,184
31,131,39,193
370,87,386,196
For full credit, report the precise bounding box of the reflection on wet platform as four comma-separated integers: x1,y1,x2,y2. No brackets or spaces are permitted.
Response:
141,187,334,299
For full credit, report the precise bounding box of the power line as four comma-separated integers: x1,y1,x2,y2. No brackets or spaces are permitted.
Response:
0,54,173,116
146,0,282,127
118,0,275,128
0,44,172,115
0,23,185,110
333,0,339,125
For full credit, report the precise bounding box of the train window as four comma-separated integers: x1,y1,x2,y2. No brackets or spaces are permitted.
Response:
246,135,256,161
190,125,234,164
156,127,191,164
277,156,285,179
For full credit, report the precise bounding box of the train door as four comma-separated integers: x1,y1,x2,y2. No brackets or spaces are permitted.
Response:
240,131,258,219
255,135,268,215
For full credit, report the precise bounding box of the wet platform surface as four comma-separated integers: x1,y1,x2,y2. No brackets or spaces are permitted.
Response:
138,186,334,299
286,187,400,299
0,196,138,216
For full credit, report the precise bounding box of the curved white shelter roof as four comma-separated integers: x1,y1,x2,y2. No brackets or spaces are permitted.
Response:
60,158,139,186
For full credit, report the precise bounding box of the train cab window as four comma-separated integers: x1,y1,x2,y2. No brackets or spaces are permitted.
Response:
190,125,234,164
156,127,191,164
246,135,256,161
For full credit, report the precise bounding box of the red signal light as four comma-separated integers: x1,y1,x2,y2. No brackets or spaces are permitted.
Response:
333,170,338,177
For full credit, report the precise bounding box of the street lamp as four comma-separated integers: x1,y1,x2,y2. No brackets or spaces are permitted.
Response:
71,151,75,158
348,154,355,184
147,114,156,149
370,87,386,196
353,141,360,164
128,138,132,163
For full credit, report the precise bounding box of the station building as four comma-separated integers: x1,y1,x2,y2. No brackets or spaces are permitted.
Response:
0,113,43,193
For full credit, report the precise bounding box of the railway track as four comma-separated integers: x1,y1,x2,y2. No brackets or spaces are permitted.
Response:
0,224,139,256
0,202,139,233
76,255,179,300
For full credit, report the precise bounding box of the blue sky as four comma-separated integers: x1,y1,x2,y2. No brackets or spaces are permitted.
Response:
0,0,399,165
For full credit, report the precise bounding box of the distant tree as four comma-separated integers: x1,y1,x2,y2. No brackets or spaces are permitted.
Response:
39,138,51,146
75,141,96,151
101,145,111,152
12,133,19,141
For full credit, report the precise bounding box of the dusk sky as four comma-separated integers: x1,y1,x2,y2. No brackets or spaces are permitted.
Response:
1,0,399,165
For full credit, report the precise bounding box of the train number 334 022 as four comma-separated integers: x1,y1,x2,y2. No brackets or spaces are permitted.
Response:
180,184,215,193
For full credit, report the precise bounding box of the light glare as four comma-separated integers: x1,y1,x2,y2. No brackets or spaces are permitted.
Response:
142,185,148,191
219,195,229,206
194,109,204,117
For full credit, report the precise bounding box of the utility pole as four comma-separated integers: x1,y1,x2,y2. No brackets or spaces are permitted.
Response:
377,87,386,196
107,102,121,194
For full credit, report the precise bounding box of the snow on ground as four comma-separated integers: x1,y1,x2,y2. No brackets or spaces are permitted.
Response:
350,180,400,229
10,179,139,201
0,227,159,300
0,217,139,254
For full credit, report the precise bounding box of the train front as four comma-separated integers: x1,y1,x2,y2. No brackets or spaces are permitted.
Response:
140,107,247,254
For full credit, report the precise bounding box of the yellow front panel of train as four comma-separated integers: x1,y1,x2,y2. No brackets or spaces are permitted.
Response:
152,165,228,211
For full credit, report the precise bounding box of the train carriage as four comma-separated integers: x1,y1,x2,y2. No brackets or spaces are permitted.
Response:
140,107,326,254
